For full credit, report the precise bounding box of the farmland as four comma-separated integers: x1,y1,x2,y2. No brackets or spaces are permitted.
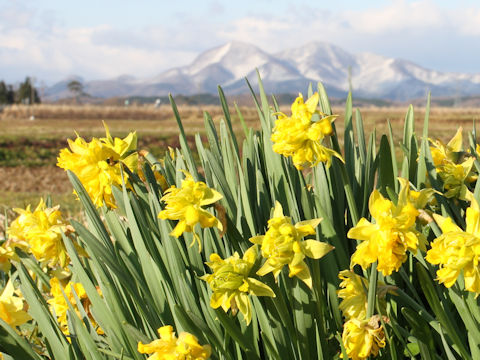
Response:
1,102,480,217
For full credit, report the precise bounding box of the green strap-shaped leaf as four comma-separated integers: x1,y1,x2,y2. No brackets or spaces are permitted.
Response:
0,318,42,360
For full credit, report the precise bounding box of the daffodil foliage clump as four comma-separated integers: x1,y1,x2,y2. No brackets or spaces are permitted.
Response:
3,77,480,360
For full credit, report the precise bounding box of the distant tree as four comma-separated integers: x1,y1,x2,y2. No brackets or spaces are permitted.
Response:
6,85,15,104
0,81,7,104
0,81,15,104
16,77,41,104
67,80,84,103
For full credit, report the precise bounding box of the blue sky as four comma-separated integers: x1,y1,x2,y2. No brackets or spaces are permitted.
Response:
1,0,480,84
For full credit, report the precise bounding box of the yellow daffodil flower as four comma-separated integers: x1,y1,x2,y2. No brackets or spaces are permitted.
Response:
337,270,396,322
348,187,423,276
137,157,169,191
426,198,480,293
57,124,138,208
429,128,475,200
201,246,275,325
7,199,73,268
138,325,211,360
158,171,223,251
250,201,333,288
429,127,463,167
397,178,436,210
0,245,13,273
0,279,31,328
102,122,138,171
337,270,368,321
271,92,344,170
342,317,386,360
438,158,475,199
0,240,27,273
47,278,101,335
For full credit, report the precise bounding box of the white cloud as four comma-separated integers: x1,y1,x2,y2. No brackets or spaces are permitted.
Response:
1,0,480,82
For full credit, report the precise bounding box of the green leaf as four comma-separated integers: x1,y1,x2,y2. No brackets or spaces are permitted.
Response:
402,307,435,360
0,319,42,359
416,263,471,359
378,135,395,197
18,264,69,358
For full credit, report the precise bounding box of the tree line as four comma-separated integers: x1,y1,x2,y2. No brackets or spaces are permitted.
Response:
0,77,41,105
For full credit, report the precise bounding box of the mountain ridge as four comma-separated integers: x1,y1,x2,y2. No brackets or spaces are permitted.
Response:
44,41,480,101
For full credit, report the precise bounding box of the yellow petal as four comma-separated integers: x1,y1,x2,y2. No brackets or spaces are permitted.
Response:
158,325,175,341
185,206,200,226
396,178,410,208
103,121,113,143
243,246,258,267
170,220,187,238
461,157,475,175
369,190,391,219
433,214,462,234
236,292,251,325
210,292,224,309
200,188,223,206
291,264,312,288
208,253,223,263
295,218,322,235
238,280,249,293
296,218,322,229
273,201,284,218
347,218,376,241
249,235,265,245
302,240,334,259
247,278,276,297
466,198,480,235
0,279,15,299
256,261,277,277
447,127,463,152
305,92,319,114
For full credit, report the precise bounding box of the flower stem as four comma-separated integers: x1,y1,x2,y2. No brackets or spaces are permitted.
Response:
366,262,378,318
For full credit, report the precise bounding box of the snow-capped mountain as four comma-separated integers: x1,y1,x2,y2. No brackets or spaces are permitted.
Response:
44,41,480,101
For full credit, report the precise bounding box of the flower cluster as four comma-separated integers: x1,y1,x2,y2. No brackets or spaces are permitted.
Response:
341,178,432,358
57,123,138,208
16,88,480,360
200,246,275,325
337,270,396,359
138,325,211,360
271,92,343,170
250,201,333,288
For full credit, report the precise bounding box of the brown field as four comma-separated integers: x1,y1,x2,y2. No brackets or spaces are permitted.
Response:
1,103,480,228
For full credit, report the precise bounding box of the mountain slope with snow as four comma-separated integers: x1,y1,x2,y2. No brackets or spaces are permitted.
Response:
44,41,480,101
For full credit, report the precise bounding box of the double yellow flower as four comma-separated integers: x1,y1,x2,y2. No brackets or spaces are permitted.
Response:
348,181,425,276
250,201,333,288
158,171,223,251
138,325,211,360
427,197,480,293
7,198,78,269
201,246,275,325
271,92,343,170
57,123,138,208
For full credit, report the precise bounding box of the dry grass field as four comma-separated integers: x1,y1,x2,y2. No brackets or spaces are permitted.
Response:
1,102,480,228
